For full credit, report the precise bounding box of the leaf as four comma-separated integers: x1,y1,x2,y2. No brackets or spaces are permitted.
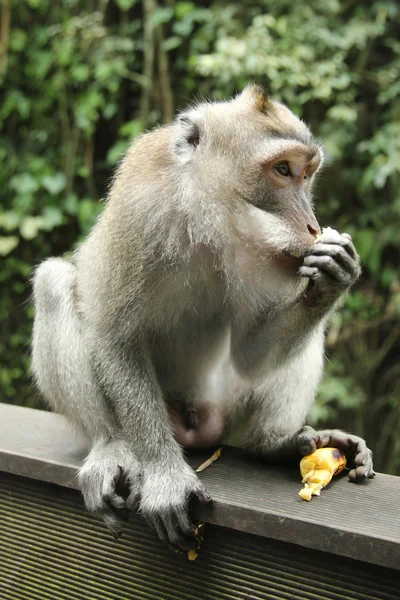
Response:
20,216,46,240
71,64,90,83
162,36,182,52
63,194,79,216
9,173,39,195
10,29,27,52
0,236,19,256
0,212,20,231
41,206,63,230
176,2,196,19
195,448,223,472
42,173,66,195
149,7,174,28
116,0,137,11
120,119,143,138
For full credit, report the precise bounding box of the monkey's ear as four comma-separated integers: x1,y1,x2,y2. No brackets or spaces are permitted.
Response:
173,111,202,164
239,84,271,113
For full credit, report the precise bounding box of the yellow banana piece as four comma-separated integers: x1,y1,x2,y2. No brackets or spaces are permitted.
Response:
298,447,347,501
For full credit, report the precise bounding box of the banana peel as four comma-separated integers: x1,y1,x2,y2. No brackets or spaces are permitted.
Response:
299,447,347,501
187,521,205,561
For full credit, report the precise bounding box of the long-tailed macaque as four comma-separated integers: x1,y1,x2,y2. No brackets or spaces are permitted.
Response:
32,85,374,550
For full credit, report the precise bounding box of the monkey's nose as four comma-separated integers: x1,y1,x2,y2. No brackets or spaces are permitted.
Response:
307,223,320,238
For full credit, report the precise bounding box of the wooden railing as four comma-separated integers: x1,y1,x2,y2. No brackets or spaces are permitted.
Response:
0,403,399,600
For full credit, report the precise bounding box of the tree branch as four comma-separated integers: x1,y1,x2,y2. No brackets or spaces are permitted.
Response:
0,0,11,82
140,0,156,127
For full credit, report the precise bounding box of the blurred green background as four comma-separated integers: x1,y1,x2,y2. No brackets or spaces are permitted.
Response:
1,0,399,474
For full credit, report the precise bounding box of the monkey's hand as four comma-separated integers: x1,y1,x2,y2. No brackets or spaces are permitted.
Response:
78,439,142,539
139,462,211,551
299,231,361,308
296,426,375,482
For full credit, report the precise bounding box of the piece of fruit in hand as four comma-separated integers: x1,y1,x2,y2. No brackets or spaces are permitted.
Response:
298,447,347,501
315,226,342,243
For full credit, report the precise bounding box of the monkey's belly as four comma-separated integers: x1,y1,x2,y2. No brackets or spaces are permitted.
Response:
168,402,224,449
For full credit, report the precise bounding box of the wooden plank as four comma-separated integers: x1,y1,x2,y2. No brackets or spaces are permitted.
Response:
0,403,399,570
2,473,400,600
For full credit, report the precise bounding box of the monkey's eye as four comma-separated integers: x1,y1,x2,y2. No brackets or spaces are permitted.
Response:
274,162,291,177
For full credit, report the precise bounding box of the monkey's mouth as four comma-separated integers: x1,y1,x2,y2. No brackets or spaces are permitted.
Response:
273,250,304,271
283,249,305,260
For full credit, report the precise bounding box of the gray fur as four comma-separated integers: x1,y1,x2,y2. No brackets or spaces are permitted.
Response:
32,86,373,548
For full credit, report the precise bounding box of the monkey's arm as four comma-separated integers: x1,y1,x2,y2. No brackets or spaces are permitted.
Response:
32,259,143,537
85,332,210,548
236,340,374,482
233,232,373,480
231,230,360,378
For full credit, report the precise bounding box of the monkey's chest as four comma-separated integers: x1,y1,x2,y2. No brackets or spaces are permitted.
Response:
151,310,228,389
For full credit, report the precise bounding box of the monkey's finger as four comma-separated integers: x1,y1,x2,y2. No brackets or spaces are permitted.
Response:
99,466,129,512
315,431,331,448
163,512,197,551
353,444,374,477
105,492,126,511
317,430,374,477
348,465,375,482
354,447,371,467
145,512,187,554
100,466,121,500
340,234,357,259
100,491,129,528
125,470,142,510
102,512,123,540
317,232,357,260
193,482,212,504
307,243,356,275
147,514,169,544
303,255,353,285
148,510,195,551
174,508,197,539
125,488,140,511
298,266,319,280
296,426,319,455
321,430,364,454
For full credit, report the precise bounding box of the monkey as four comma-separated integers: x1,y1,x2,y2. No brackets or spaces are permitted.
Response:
32,85,374,551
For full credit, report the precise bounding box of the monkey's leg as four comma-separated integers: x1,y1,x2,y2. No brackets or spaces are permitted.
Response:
244,409,374,482
32,258,142,536
264,426,374,481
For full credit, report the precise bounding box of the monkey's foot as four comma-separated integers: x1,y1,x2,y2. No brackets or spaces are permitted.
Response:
78,439,142,539
295,426,375,482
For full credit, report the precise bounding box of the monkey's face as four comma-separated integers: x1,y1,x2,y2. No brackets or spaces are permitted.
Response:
173,85,323,268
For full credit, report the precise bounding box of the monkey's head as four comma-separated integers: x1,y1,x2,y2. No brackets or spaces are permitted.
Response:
172,85,323,269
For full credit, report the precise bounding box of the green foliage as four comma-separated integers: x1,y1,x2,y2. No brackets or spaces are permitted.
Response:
1,0,399,473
